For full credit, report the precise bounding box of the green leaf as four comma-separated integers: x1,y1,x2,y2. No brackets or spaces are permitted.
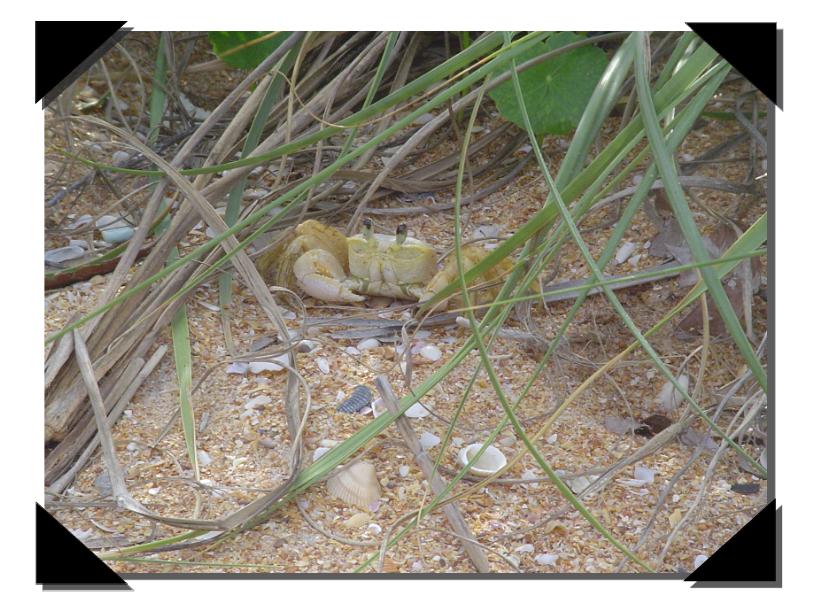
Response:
489,32,608,135
208,32,290,70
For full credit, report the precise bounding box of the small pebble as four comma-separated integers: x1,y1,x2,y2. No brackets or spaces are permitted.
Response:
693,554,708,569
398,465,410,477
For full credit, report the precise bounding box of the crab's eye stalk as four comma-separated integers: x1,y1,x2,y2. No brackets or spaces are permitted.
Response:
362,218,374,240
395,224,408,245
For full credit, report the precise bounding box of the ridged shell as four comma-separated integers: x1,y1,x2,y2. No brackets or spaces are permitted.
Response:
337,385,373,413
327,462,381,509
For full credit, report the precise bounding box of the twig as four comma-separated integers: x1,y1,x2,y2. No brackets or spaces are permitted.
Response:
375,375,491,573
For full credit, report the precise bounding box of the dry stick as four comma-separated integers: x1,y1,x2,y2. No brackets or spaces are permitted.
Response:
48,345,168,494
90,117,305,470
45,355,146,483
73,329,150,515
44,38,303,441
658,392,766,565
375,375,491,573
87,33,304,358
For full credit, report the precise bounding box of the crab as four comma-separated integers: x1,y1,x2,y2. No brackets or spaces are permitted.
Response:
258,219,511,307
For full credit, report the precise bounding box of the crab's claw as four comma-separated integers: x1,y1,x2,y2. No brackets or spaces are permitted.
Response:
293,249,365,303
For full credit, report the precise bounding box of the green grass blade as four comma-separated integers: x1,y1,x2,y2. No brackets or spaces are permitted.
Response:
633,33,767,392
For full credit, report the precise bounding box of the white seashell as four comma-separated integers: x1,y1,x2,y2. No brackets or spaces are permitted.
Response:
535,553,559,566
45,245,85,265
419,432,441,450
615,241,637,264
226,362,248,375
368,523,382,535
320,439,339,448
405,402,430,418
345,346,361,356
248,355,290,374
515,544,534,554
197,450,212,467
313,447,330,461
634,466,655,483
546,434,558,444
327,462,381,509
316,357,330,374
398,465,410,477
245,395,272,410
693,554,708,569
419,345,442,362
457,443,507,476
656,374,690,413
357,338,381,351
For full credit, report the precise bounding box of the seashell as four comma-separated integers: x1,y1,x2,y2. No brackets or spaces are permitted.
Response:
634,466,655,483
197,450,212,467
515,543,534,554
337,385,373,413
419,345,442,362
615,241,637,264
245,395,272,410
248,355,290,374
535,553,559,567
457,443,507,476
313,447,330,461
693,554,708,569
372,399,429,419
45,245,85,266
226,362,248,375
357,338,380,351
327,462,381,509
315,357,330,374
656,374,689,413
419,432,440,450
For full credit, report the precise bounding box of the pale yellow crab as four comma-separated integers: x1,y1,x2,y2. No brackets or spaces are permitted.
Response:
258,219,511,306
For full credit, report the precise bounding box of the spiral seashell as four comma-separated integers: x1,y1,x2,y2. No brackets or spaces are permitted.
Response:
327,461,381,509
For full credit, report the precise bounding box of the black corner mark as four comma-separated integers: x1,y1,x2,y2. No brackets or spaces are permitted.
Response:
35,21,131,108
687,501,781,587
36,503,131,590
686,23,781,108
